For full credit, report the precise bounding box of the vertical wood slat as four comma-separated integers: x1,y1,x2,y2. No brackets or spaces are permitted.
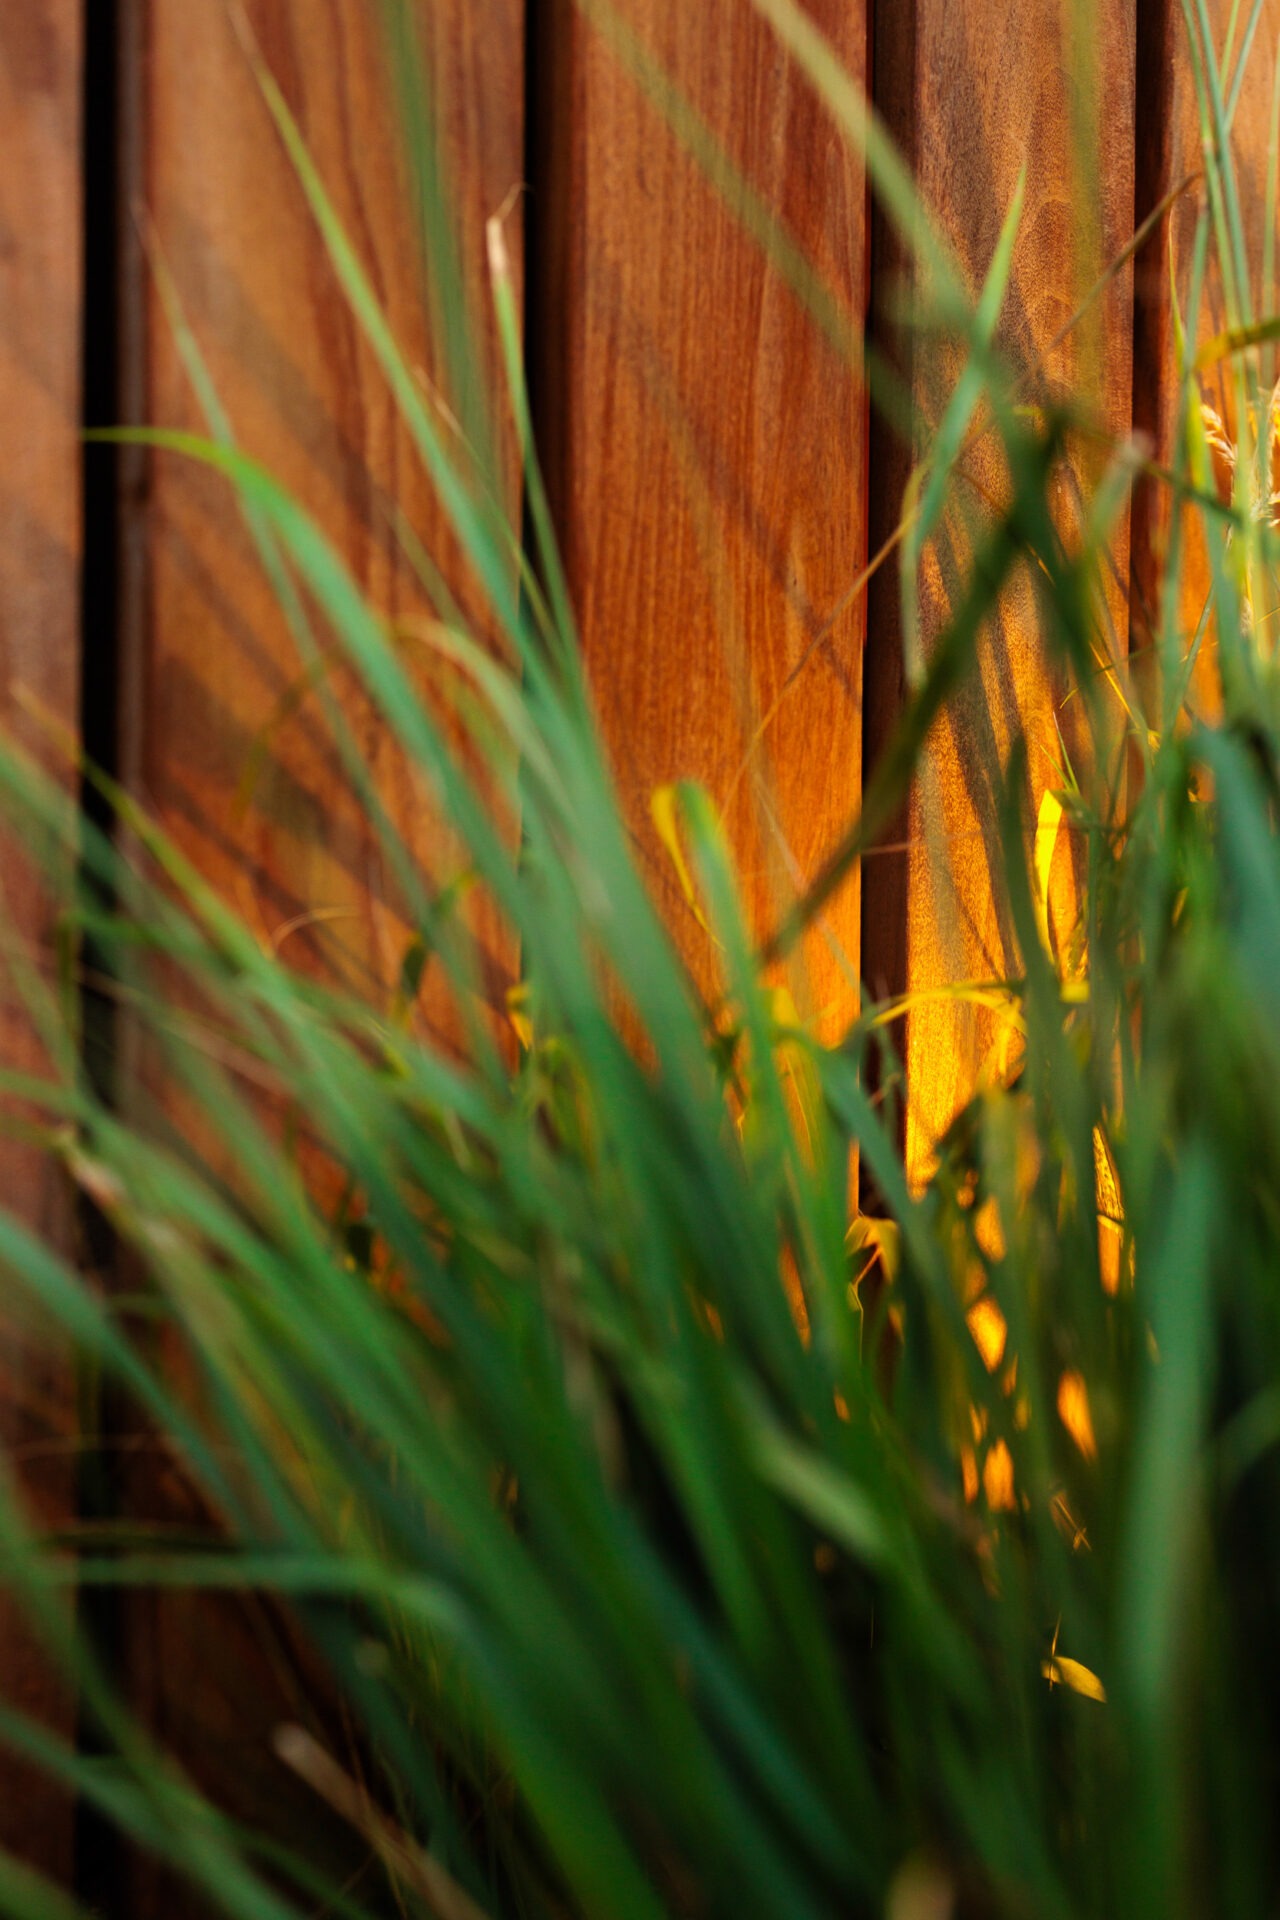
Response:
534,0,869,1041
117,4,526,1909
1199,3,1280,659
0,3,82,1876
863,0,1138,1181
132,0,524,1024
1131,0,1280,700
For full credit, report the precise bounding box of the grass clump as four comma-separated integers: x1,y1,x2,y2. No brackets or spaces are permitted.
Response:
2,7,1280,1919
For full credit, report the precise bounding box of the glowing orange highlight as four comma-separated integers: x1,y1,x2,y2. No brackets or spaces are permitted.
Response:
1056,1370,1097,1462
982,1439,1016,1512
966,1294,1008,1372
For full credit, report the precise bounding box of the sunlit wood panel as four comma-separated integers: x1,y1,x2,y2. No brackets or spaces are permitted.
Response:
1132,0,1280,710
534,0,868,1040
863,0,1137,1181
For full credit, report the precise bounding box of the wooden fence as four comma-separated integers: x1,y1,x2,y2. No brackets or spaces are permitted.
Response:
0,0,1276,1899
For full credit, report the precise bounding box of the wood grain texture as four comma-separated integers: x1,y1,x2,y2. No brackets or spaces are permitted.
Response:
0,1,81,1875
119,5,524,1908
534,0,868,1041
863,0,1137,1181
132,0,523,1027
1222,2,1280,291
1131,0,1280,709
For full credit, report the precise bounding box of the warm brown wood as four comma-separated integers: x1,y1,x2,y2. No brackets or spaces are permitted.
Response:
1131,0,1280,714
863,0,1137,1181
1225,3,1280,291
0,0,82,1876
119,5,525,1908
534,0,868,1042
130,0,524,1029
1214,0,1280,685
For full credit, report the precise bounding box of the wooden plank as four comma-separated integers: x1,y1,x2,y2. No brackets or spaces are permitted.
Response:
863,0,1137,1181
532,0,868,1041
1131,0,1280,707
1223,3,1280,282
119,5,525,1909
0,0,82,1877
131,0,523,1027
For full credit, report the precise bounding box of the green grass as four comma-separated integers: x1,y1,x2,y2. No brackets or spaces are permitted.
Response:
3,4,1280,1917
